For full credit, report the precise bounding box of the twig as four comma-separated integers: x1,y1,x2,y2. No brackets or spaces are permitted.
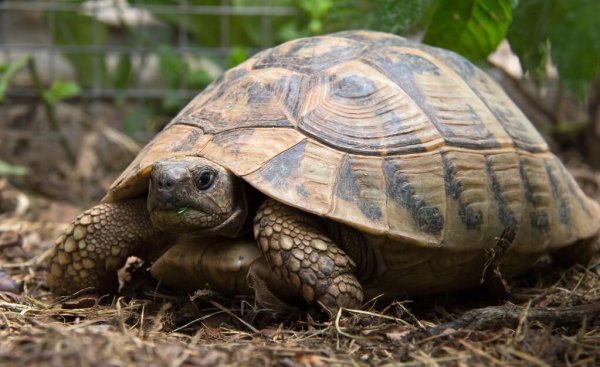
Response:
402,300,600,342
208,300,259,333
26,57,76,164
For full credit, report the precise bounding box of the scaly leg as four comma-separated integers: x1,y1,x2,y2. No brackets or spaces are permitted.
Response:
46,199,172,295
253,199,363,311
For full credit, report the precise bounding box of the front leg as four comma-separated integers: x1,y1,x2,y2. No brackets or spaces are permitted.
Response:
253,199,364,311
46,199,172,295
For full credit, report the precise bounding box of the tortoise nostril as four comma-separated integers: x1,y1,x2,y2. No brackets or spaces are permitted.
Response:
157,173,176,190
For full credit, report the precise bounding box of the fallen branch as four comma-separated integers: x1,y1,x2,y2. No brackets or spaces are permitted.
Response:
403,300,600,342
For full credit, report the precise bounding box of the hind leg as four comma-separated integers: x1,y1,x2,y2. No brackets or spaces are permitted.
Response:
150,237,299,305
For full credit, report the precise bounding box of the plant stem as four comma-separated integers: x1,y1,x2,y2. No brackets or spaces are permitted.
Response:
26,58,76,165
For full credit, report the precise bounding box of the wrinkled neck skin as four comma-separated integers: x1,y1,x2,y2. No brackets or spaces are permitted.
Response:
192,183,249,238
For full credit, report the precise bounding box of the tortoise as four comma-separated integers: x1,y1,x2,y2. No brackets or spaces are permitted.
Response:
46,30,600,310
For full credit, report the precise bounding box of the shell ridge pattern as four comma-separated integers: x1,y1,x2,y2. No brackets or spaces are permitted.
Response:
425,47,548,153
297,56,444,155
361,45,518,151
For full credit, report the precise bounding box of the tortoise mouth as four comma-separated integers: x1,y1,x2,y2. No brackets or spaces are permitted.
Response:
150,208,225,232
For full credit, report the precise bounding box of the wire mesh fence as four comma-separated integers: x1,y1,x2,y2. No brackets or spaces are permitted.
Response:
0,0,299,100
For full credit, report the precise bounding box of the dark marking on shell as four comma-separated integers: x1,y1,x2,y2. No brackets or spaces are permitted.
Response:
384,159,444,234
556,160,591,215
170,129,204,152
486,159,517,230
247,81,275,104
545,161,571,227
257,140,307,189
206,68,248,105
441,154,483,229
518,158,550,231
364,49,500,150
335,156,383,221
253,36,368,74
282,74,306,119
332,75,377,99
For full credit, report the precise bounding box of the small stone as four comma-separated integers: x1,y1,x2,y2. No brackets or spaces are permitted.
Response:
63,238,77,253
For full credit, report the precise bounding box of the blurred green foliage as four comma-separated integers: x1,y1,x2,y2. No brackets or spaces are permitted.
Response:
42,0,599,117
508,0,600,99
0,161,28,177
0,55,29,103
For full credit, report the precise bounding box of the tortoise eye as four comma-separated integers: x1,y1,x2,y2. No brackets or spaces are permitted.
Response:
194,169,216,190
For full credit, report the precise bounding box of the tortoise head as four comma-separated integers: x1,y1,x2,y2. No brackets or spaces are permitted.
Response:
147,157,247,237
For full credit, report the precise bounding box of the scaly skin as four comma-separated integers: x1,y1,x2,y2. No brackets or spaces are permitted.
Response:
46,199,171,295
253,199,364,310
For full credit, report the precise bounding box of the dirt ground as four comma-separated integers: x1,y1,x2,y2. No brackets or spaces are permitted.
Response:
1,101,600,366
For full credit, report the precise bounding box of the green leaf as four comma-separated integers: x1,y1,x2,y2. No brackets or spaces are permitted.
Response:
509,0,600,99
227,46,251,68
508,0,553,84
112,55,134,90
42,80,81,105
548,0,600,99
0,161,28,176
424,0,513,61
50,10,109,87
158,47,186,89
372,0,439,35
0,55,30,103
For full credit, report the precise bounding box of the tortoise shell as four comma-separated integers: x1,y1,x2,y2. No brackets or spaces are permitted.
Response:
105,30,600,252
